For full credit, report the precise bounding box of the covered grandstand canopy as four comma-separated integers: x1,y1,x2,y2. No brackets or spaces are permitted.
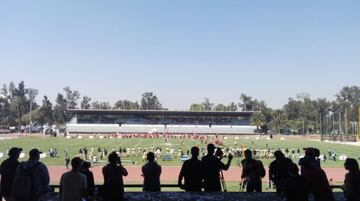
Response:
68,109,254,117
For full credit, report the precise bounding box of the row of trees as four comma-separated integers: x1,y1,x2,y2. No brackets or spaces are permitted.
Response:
1,81,359,134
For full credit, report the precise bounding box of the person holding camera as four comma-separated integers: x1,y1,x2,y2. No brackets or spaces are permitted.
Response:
102,152,128,201
201,143,233,192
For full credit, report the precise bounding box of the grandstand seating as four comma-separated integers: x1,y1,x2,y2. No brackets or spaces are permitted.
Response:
66,124,256,134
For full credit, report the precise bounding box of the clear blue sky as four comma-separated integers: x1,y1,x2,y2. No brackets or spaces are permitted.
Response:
1,0,359,109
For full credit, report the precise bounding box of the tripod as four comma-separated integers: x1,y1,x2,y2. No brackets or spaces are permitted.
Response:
220,170,227,192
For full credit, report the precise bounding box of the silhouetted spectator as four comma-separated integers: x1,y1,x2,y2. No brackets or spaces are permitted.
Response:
0,147,22,201
282,163,309,201
13,148,50,201
201,143,233,192
298,148,320,174
102,152,128,201
60,157,88,201
302,158,334,201
142,152,161,191
80,161,95,197
269,150,293,194
178,146,203,191
342,158,360,201
241,149,266,192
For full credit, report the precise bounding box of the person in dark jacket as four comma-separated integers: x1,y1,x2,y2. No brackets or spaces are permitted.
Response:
0,147,22,201
201,143,233,192
269,150,293,194
241,149,266,192
178,146,203,191
302,158,334,201
282,163,309,201
342,158,360,201
142,152,161,191
102,152,128,201
80,161,95,197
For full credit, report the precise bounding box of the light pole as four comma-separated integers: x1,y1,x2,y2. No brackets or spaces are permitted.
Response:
297,93,310,134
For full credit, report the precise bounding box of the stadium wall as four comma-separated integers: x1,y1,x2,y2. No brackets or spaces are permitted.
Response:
66,124,256,134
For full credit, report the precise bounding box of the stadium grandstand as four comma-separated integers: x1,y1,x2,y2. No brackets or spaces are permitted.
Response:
66,109,257,134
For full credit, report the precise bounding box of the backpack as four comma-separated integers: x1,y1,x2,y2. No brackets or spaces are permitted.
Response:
12,162,40,200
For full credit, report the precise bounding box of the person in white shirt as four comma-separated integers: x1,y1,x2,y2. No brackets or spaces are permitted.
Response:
60,157,88,201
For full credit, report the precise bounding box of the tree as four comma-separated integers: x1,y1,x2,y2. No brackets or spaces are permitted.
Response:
214,104,227,111
228,102,238,111
63,86,80,109
80,96,92,109
91,101,112,109
114,99,139,110
270,109,287,133
37,96,53,125
189,104,205,111
9,81,29,129
239,94,254,111
53,93,68,125
336,86,360,134
202,98,213,111
251,112,266,132
140,92,163,110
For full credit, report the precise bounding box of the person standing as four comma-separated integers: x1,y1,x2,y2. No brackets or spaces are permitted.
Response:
80,161,95,197
342,158,360,201
60,157,88,201
282,163,309,201
102,152,128,201
269,150,293,194
13,149,50,201
302,158,334,201
201,144,233,192
241,149,266,192
142,152,161,191
0,147,22,201
178,146,203,191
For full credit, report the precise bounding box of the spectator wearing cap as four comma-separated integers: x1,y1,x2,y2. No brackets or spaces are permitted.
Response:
60,157,88,201
14,148,50,201
0,147,22,200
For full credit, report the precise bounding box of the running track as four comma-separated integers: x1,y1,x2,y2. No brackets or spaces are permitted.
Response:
48,166,346,183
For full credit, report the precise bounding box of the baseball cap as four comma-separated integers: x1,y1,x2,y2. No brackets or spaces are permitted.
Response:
29,148,43,159
8,147,22,157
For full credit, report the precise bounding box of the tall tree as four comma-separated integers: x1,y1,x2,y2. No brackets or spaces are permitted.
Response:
202,98,214,111
251,112,266,132
114,99,139,110
214,104,227,111
63,86,80,109
228,102,238,111
91,101,112,109
9,81,29,129
37,96,53,125
189,104,205,111
80,96,92,109
140,92,163,110
238,94,254,111
53,93,68,125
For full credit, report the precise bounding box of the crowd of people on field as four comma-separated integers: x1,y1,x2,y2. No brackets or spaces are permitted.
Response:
0,144,359,201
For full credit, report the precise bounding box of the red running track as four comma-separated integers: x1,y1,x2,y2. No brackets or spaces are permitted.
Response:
48,166,346,184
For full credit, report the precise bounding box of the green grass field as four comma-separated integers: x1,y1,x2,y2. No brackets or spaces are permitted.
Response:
0,134,358,167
